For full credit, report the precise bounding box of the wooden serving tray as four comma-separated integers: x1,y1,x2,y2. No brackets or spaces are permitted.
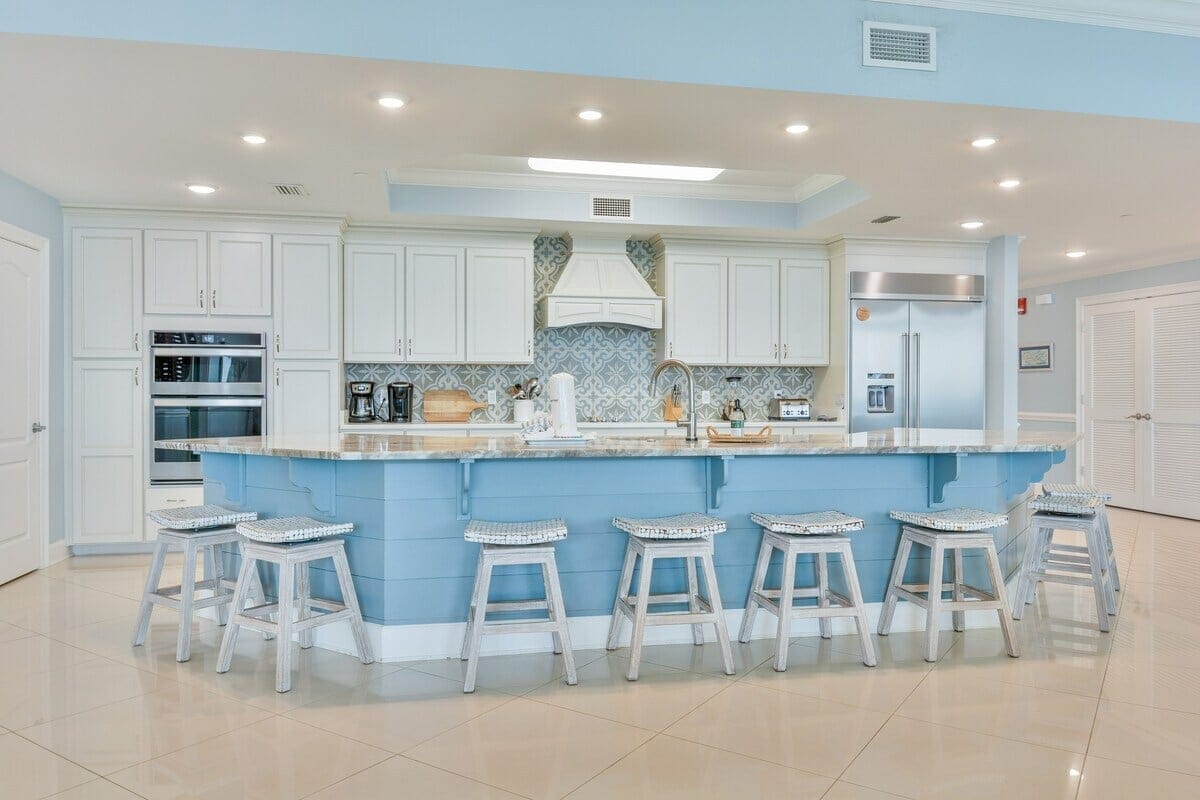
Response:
706,425,773,444
423,389,488,423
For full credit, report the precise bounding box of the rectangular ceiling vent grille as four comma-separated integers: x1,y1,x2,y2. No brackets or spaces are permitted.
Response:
863,22,936,71
871,215,901,224
273,183,309,197
590,195,633,219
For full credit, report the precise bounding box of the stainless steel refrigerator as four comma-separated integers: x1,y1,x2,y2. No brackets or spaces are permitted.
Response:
849,272,986,433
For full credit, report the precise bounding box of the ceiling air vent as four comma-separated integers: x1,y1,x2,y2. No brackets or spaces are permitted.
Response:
590,195,633,219
863,22,936,71
272,183,309,197
871,215,901,224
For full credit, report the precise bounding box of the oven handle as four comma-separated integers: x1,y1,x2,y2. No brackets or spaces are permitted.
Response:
152,397,265,408
151,347,266,357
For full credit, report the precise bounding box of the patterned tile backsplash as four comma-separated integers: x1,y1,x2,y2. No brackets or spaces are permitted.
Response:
346,236,816,423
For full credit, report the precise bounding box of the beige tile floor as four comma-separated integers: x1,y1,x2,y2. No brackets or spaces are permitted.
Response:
0,508,1195,799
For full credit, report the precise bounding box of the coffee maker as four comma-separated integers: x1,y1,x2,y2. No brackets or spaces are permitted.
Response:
387,382,414,423
348,381,375,422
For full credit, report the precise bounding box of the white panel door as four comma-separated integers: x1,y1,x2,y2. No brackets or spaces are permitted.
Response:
780,258,830,366
72,228,143,358
344,244,405,362
144,230,207,315
73,361,143,544
1144,292,1200,518
666,255,726,364
727,256,779,364
273,235,340,359
1081,303,1141,509
271,360,340,439
406,246,465,363
0,236,41,582
465,247,533,364
210,232,272,316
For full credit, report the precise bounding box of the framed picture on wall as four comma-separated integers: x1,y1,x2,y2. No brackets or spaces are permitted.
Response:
1018,344,1054,371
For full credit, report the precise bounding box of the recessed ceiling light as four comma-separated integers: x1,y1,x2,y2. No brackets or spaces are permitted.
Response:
998,178,1021,189
185,183,217,195
241,133,267,145
377,94,406,109
577,109,603,121
785,123,810,135
960,220,984,230
1066,250,1087,258
527,157,723,181
971,137,997,148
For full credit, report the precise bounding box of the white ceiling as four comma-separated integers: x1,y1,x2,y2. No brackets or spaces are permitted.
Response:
874,0,1200,37
2,34,1199,286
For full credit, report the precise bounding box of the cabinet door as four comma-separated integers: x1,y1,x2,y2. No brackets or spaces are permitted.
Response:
73,361,144,544
780,258,830,366
210,232,272,316
72,228,143,358
271,360,340,438
344,244,405,362
144,230,207,315
406,246,465,362
465,247,533,363
666,255,727,364
273,235,340,359
728,256,780,364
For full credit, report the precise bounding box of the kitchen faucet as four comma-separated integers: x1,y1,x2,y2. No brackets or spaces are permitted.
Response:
650,358,699,442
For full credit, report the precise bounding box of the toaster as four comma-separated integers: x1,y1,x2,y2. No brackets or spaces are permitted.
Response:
769,397,812,420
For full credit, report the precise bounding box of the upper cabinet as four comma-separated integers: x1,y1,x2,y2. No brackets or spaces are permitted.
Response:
209,233,272,316
273,234,341,359
144,230,207,314
143,230,271,317
466,248,533,364
344,244,405,362
72,228,143,358
406,246,465,363
662,254,727,364
728,256,780,365
780,258,829,366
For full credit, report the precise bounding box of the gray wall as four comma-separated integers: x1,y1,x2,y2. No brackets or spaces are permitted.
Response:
0,169,64,543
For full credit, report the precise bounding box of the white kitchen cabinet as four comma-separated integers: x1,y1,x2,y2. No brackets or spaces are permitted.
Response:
780,258,830,365
664,254,727,364
466,247,533,363
72,361,144,544
210,232,272,316
271,360,341,439
728,256,780,364
273,235,341,359
344,244,405,362
144,230,207,315
406,246,465,362
72,228,143,358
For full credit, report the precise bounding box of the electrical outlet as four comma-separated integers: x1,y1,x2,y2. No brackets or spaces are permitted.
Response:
700,390,711,405
773,389,784,399
486,389,497,405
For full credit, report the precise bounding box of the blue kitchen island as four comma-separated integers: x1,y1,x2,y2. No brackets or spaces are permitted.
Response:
162,428,1074,660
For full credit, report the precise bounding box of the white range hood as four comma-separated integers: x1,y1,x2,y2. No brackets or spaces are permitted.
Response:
540,234,663,329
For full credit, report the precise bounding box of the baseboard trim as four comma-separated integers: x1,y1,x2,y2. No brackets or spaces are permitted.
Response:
44,539,70,567
71,543,158,556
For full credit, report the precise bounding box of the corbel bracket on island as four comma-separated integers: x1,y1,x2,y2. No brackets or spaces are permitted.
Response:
707,455,735,512
286,458,337,516
928,453,964,506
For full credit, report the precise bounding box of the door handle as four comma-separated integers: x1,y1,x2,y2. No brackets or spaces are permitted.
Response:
31,422,46,434
901,333,910,427
913,332,921,428
1143,413,1152,421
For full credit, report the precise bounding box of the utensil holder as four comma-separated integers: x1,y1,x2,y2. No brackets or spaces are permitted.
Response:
513,399,534,424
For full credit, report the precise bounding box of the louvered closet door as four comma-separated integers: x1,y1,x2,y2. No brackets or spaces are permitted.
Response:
1143,292,1200,518
1081,302,1141,509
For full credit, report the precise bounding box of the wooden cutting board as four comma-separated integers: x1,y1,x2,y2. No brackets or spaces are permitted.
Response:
423,389,488,423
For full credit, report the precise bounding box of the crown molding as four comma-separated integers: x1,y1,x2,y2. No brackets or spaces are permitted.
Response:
871,0,1200,37
1019,246,1200,289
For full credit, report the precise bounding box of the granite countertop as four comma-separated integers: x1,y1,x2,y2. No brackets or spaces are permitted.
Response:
158,428,1078,461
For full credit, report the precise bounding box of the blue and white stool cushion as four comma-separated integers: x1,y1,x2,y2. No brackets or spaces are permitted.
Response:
890,507,1008,532
148,504,257,531
751,511,865,535
465,518,568,546
1041,483,1112,502
236,516,353,544
613,513,726,540
1030,494,1103,516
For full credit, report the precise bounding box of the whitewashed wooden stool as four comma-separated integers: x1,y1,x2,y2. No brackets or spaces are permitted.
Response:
217,517,374,693
606,513,734,681
1039,483,1120,593
738,511,876,671
880,508,1019,662
460,518,576,694
133,504,267,662
1014,494,1117,631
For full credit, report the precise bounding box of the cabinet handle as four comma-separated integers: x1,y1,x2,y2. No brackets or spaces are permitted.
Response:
397,338,403,356
211,290,217,309
669,342,674,357
784,343,789,359
199,289,205,309
134,332,140,351
274,367,280,386
408,338,413,357
773,343,779,359
274,334,280,353
527,339,532,357
134,366,140,385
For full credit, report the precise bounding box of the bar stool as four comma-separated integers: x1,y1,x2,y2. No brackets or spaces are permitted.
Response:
1014,493,1117,631
217,516,374,693
606,513,734,681
1040,483,1120,592
460,518,576,694
133,504,267,662
738,511,876,671
880,507,1019,662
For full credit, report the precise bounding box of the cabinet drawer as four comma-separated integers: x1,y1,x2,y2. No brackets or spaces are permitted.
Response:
143,484,204,539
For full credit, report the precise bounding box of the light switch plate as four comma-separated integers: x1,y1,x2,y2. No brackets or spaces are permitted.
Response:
700,390,711,404
486,390,497,405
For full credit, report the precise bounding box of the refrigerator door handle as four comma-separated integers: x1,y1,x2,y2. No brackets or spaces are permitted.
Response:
901,332,910,427
913,332,921,428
